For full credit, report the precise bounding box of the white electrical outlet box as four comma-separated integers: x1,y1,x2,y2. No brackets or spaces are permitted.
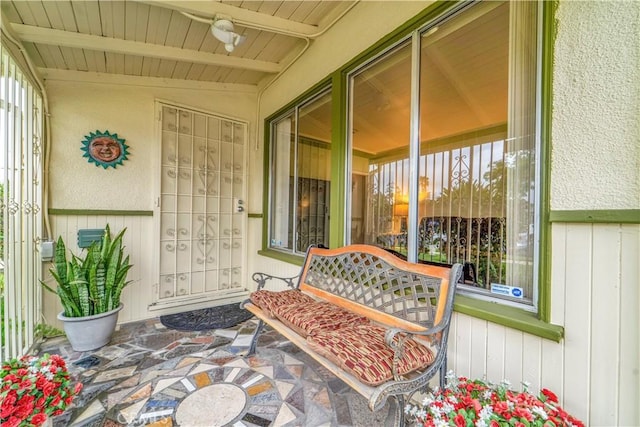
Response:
41,240,55,261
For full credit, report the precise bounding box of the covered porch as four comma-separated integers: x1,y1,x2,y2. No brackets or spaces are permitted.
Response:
1,0,638,426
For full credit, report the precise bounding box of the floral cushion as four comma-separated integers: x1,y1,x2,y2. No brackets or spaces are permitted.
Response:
249,289,315,318
272,301,370,338
307,324,435,386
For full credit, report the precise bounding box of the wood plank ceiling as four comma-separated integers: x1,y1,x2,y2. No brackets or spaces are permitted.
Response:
1,0,352,85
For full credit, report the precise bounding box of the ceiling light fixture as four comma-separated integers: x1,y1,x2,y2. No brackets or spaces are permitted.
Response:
211,19,246,53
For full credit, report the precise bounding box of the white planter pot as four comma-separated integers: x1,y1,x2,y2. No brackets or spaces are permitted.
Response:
58,304,123,351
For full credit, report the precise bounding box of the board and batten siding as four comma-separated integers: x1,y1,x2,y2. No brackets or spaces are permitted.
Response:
42,215,155,327
448,223,639,426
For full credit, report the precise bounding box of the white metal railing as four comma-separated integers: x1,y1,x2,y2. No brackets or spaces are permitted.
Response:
366,134,536,300
0,46,44,361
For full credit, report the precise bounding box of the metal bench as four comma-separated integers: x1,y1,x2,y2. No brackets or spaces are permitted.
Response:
242,244,462,426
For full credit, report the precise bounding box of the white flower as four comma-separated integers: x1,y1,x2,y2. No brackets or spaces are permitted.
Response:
532,406,548,420
404,404,419,416
422,394,435,406
479,405,493,419
441,401,455,413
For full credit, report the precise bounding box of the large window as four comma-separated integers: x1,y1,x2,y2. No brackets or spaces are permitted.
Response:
269,88,332,255
265,1,544,312
348,1,539,307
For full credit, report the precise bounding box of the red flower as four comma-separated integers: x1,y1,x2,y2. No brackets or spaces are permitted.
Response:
3,416,22,427
1,353,82,426
3,374,19,384
30,412,48,426
41,381,55,397
1,403,17,419
13,402,34,419
514,407,533,421
541,388,558,403
454,413,466,427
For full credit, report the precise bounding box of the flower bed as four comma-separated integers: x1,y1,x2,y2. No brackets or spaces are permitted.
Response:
405,372,584,427
1,353,82,427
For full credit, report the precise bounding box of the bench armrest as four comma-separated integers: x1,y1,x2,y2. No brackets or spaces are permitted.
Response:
385,324,447,381
384,324,446,347
251,272,300,291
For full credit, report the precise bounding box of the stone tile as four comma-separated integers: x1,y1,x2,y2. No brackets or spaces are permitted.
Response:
193,371,211,388
313,387,332,411
246,381,272,396
93,365,137,383
119,398,148,424
251,389,280,405
34,317,391,427
107,387,135,409
123,383,152,402
275,380,295,400
73,399,106,424
286,388,305,413
73,355,102,369
113,373,141,390
273,403,297,427
234,369,256,385
146,417,173,427
241,412,272,427
160,387,186,399
75,381,116,407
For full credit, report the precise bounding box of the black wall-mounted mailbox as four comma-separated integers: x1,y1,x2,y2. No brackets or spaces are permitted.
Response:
77,229,104,248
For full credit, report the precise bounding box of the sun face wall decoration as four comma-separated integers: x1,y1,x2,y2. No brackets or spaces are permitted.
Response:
81,130,130,169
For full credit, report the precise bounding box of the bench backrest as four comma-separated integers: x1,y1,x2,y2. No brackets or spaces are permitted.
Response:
298,244,462,331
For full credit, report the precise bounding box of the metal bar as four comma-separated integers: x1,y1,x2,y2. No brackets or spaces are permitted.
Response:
407,31,421,263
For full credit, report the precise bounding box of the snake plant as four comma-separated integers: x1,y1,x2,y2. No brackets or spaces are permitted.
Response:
42,225,133,318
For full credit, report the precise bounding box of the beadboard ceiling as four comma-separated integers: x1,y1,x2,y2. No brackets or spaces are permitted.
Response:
1,0,352,86
1,1,509,155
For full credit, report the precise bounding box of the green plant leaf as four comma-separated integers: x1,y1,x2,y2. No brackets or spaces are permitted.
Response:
45,224,132,318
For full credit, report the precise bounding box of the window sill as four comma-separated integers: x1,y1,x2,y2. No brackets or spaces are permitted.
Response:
257,249,306,267
453,295,564,342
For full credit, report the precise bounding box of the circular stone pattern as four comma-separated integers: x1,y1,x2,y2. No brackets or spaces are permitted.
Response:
175,383,247,426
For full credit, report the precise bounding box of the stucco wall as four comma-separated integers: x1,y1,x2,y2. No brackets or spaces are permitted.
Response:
46,78,256,211
249,0,431,276
43,77,257,323
551,0,640,210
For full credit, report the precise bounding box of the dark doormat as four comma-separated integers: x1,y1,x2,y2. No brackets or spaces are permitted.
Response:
159,303,254,331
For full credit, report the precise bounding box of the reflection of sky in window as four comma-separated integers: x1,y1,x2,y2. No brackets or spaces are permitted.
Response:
371,138,506,201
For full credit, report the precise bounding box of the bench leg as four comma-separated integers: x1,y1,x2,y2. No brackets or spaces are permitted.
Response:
439,354,447,390
247,319,265,356
393,395,406,426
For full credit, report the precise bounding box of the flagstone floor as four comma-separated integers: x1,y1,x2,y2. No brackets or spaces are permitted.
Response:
36,317,399,427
